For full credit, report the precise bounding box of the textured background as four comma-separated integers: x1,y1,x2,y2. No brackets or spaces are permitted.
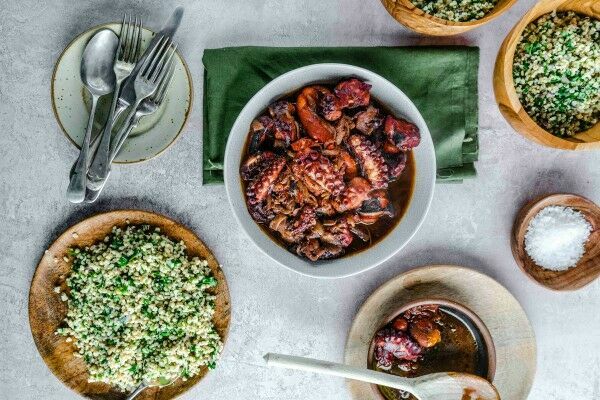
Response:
1,0,599,399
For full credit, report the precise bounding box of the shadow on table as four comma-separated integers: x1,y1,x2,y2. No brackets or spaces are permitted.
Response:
40,195,195,252
516,167,590,205
58,0,158,51
351,246,504,309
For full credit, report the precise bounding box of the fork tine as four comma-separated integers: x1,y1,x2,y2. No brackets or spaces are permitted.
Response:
119,14,130,60
138,36,167,76
158,65,175,103
123,14,134,62
120,14,129,61
116,14,126,58
143,37,171,78
150,44,177,83
128,16,140,63
150,50,175,102
154,63,175,104
134,18,143,62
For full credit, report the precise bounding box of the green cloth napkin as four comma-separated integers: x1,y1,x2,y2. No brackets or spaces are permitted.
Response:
202,46,479,184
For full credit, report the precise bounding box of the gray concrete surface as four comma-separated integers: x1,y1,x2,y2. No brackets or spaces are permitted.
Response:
1,0,599,399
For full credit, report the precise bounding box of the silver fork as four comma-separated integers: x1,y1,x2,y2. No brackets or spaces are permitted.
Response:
83,60,176,203
87,14,142,183
111,41,177,155
112,64,175,158
87,35,175,187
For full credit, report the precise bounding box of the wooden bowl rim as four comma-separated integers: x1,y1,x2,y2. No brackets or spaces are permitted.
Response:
28,209,231,400
494,0,600,149
380,0,519,35
511,193,600,291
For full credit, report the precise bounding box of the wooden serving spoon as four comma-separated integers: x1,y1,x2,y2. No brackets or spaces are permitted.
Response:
264,353,499,400
512,193,600,291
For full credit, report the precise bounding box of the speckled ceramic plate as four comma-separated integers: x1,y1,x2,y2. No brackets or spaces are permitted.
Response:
51,23,192,163
345,265,536,400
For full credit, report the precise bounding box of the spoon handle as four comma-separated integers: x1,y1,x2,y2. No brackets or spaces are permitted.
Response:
264,353,414,393
66,95,99,203
110,107,140,159
84,115,142,203
87,80,123,183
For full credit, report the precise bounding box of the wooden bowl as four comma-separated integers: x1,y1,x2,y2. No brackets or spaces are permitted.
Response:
494,0,600,150
512,194,600,291
29,210,231,400
380,0,518,36
366,298,496,400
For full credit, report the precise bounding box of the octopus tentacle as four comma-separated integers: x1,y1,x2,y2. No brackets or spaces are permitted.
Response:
346,134,389,189
334,177,372,213
268,101,299,147
373,329,422,370
385,151,407,181
355,105,382,135
334,78,371,109
240,151,276,181
291,150,345,197
297,87,336,143
248,117,274,154
384,115,421,151
246,157,286,222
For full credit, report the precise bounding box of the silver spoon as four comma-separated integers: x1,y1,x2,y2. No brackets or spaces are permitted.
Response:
66,29,117,203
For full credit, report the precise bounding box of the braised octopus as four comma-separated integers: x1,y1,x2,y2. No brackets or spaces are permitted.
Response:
240,78,421,261
372,304,485,400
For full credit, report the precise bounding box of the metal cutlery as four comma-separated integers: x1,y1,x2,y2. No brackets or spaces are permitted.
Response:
67,7,184,203
264,353,500,400
112,64,175,157
87,14,142,187
106,7,182,139
117,6,183,110
83,36,176,187
83,65,175,203
66,29,117,203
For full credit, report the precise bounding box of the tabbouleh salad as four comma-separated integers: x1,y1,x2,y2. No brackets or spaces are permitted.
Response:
55,225,222,391
513,11,600,137
410,0,499,22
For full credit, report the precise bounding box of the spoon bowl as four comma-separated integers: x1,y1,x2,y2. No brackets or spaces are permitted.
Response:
79,28,117,104
512,193,600,290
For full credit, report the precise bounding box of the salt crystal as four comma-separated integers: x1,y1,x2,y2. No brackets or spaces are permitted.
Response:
524,205,592,271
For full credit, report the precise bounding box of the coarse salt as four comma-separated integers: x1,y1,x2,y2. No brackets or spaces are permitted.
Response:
524,205,592,271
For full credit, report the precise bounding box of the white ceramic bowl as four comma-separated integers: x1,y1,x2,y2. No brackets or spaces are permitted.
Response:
224,64,436,278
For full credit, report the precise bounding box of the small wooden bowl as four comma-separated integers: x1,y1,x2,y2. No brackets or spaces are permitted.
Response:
512,194,600,291
494,0,600,150
380,0,518,36
29,210,231,400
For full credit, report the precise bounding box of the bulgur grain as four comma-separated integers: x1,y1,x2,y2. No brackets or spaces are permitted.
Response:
410,0,499,22
513,12,599,136
56,225,222,391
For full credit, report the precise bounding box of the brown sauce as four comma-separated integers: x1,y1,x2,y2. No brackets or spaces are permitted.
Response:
239,83,417,261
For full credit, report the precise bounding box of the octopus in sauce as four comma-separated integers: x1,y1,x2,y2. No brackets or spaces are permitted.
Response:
241,79,421,261
371,304,486,400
